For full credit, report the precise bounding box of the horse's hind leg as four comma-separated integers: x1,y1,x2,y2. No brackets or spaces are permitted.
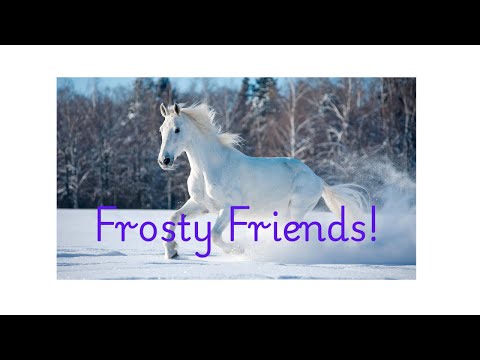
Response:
288,176,324,221
288,199,317,222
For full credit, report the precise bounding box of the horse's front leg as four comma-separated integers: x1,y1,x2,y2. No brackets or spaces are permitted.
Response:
212,207,244,255
163,199,206,259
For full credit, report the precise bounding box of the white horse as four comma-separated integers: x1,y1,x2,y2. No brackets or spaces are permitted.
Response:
158,102,367,259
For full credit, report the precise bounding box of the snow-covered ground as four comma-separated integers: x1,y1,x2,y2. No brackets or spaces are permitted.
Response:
57,209,416,280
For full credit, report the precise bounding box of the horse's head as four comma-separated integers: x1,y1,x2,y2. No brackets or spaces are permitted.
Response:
158,103,190,170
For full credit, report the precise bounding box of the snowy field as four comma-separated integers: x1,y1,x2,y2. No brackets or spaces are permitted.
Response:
57,209,416,280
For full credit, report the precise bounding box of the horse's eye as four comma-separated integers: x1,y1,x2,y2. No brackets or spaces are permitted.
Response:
175,128,180,134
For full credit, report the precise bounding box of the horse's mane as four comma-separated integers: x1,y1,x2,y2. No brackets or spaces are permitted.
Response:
178,103,243,149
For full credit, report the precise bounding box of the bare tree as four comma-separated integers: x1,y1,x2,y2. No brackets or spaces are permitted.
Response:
274,79,317,159
57,86,91,208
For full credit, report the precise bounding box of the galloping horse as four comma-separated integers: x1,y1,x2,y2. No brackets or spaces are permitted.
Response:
158,103,366,259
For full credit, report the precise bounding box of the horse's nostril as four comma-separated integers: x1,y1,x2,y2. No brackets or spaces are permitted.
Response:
163,157,171,166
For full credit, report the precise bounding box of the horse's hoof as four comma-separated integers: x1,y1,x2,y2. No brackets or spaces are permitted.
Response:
164,241,178,260
165,250,179,260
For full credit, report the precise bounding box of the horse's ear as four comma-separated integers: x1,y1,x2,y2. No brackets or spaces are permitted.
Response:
160,103,168,118
173,103,181,115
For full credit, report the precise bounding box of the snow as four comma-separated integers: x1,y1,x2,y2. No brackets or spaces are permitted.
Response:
57,209,415,280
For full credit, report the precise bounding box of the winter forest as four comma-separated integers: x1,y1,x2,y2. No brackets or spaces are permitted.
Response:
57,77,416,210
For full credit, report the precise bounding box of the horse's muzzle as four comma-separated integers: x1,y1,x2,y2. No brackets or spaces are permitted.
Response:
158,156,175,170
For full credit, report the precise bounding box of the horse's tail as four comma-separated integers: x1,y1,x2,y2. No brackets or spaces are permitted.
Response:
322,183,369,219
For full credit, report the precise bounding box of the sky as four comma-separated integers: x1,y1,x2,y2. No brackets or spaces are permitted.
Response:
60,77,245,95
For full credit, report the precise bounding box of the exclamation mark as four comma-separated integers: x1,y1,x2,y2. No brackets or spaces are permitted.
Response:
371,205,376,241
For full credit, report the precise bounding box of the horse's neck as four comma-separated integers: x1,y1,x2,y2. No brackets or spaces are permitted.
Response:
185,133,234,177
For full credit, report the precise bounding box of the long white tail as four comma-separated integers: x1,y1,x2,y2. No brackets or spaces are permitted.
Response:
322,183,369,219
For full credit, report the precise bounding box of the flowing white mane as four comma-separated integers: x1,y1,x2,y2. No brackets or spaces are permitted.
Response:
179,103,243,148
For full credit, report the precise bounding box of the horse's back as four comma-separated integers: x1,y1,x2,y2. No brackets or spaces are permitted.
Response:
244,156,318,180
236,156,323,212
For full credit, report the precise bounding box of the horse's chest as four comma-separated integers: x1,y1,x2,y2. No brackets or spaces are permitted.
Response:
188,174,224,211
